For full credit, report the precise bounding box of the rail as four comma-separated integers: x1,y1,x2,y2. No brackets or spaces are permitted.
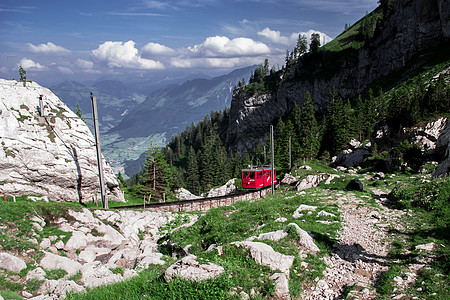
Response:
113,186,275,212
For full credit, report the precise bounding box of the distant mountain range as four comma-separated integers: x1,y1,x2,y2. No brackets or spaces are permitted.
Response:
52,65,254,174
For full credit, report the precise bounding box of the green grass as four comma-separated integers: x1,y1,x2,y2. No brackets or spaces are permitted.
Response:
66,265,235,300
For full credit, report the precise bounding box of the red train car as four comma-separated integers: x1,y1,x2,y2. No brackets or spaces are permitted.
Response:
241,166,277,189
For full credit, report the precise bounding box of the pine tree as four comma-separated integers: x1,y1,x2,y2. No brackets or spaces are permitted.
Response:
141,142,173,200
18,65,27,82
186,146,200,195
310,33,321,53
298,92,319,160
75,103,86,123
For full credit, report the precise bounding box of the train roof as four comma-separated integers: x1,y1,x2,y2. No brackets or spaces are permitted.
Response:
241,166,275,172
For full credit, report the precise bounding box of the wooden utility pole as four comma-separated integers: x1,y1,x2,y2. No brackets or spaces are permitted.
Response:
91,93,107,209
270,125,275,195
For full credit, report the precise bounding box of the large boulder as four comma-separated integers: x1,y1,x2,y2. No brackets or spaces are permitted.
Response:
231,241,294,274
0,79,123,202
164,255,225,282
0,253,27,273
40,252,82,276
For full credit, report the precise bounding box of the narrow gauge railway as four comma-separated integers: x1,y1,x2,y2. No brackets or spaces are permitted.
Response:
113,185,275,213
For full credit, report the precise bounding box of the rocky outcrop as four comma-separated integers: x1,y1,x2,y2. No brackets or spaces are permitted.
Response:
432,120,450,177
226,0,450,154
205,178,237,198
164,255,225,282
0,79,123,202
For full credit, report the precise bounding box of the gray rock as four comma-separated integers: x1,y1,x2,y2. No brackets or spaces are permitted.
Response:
248,230,288,242
334,148,371,168
270,272,290,299
432,119,450,178
27,267,46,281
164,255,225,282
0,79,123,202
317,210,336,218
415,242,435,251
43,279,84,298
40,252,82,276
293,204,317,218
286,223,320,253
81,261,123,288
296,174,328,190
205,178,236,198
137,253,165,269
63,231,87,252
0,252,27,273
346,178,364,192
232,241,294,274
175,188,202,200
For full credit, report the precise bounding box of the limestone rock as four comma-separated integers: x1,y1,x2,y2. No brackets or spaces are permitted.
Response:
281,173,298,185
80,261,123,288
137,252,165,269
293,204,317,218
164,255,225,282
247,230,288,242
415,242,435,251
232,241,294,274
175,188,202,200
432,120,450,178
286,223,320,253
0,253,27,273
205,178,236,198
64,231,87,251
0,79,123,202
270,272,290,299
40,252,82,276
42,279,84,298
296,174,328,190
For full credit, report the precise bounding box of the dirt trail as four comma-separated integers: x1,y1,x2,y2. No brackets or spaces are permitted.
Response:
302,188,410,300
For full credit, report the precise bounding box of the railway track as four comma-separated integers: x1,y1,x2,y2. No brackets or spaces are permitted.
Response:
113,186,275,212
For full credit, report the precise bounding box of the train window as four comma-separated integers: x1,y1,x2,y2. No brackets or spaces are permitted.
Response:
249,172,255,179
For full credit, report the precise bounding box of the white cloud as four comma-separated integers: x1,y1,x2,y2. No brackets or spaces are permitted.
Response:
76,59,94,69
27,42,70,54
18,58,44,70
92,40,164,69
189,36,270,57
258,28,290,46
141,42,175,56
57,66,73,74
258,27,333,48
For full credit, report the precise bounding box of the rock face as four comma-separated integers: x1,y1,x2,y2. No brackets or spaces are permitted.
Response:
226,0,450,154
432,120,450,178
205,178,237,198
0,79,123,202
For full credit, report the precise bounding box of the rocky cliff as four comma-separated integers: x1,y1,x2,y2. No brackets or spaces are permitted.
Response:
0,79,123,202
226,0,450,154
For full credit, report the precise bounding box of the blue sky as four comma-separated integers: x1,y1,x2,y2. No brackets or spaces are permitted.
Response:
0,0,378,85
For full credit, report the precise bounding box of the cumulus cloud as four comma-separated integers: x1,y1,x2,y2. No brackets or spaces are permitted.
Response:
27,42,70,54
19,58,44,70
141,42,175,56
92,40,164,69
189,36,270,57
258,28,333,48
76,59,94,69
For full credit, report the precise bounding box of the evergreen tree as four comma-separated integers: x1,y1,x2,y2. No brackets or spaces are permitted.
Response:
75,103,86,123
18,65,27,82
117,172,127,189
141,142,174,200
298,92,319,160
296,34,308,57
310,33,321,53
186,146,200,195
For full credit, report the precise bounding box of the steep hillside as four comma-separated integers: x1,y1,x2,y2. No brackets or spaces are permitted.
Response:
226,0,450,154
0,79,123,202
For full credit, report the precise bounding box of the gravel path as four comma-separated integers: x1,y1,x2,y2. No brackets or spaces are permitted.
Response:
302,188,406,300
